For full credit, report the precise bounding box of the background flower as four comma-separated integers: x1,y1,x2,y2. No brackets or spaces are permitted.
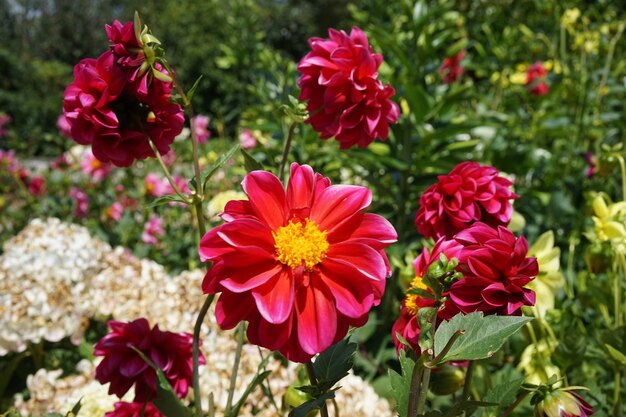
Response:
141,215,164,245
193,115,211,144
199,163,396,362
439,51,465,84
297,27,399,149
105,401,164,417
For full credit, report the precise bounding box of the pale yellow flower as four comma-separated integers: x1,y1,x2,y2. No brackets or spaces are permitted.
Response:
518,340,560,385
526,231,565,317
591,194,626,253
207,190,247,220
561,8,581,31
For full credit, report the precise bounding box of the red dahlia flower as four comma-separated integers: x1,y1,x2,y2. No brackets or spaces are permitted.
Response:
297,27,400,149
439,51,465,84
392,238,462,354
63,50,184,167
199,163,397,362
105,402,163,417
94,318,203,402
526,61,549,96
415,161,518,240
449,223,537,316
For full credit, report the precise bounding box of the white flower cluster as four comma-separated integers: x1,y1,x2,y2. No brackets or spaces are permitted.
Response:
7,218,393,417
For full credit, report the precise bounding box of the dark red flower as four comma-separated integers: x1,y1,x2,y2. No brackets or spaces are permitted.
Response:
449,223,537,316
63,50,184,167
28,176,46,196
415,161,518,240
297,27,400,149
105,401,163,417
526,61,549,96
439,51,465,84
94,318,204,402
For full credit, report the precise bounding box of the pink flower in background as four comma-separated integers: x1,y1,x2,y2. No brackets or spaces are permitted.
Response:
584,152,597,178
142,215,165,245
70,187,90,218
199,163,397,362
105,402,164,417
239,128,257,149
0,149,19,174
193,115,211,144
415,161,518,240
526,61,549,96
62,50,184,167
144,173,169,197
94,318,203,402
297,27,400,149
449,222,537,316
439,51,465,84
28,176,46,196
161,149,176,167
56,114,73,138
51,154,71,170
80,149,114,181
0,114,11,137
106,202,125,221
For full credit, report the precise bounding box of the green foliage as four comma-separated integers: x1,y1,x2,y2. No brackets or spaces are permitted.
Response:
389,349,416,417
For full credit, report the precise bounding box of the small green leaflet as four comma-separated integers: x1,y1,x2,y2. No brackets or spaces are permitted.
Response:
389,349,416,417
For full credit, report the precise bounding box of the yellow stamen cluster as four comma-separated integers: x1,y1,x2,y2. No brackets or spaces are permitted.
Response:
273,219,329,271
404,276,427,316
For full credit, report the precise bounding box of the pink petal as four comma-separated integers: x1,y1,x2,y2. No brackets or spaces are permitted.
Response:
242,171,287,230
310,185,372,232
296,280,337,355
252,268,295,324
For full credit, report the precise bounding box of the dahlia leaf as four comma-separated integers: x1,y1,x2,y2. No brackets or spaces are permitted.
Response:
68,398,82,417
389,349,415,417
288,390,336,417
241,148,265,172
483,371,525,414
312,338,357,392
186,74,204,104
434,312,532,362
200,143,240,191
418,307,438,351
147,194,189,208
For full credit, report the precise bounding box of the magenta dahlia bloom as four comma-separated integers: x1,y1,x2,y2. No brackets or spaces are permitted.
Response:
199,163,397,362
105,401,163,417
449,223,538,316
297,27,400,149
94,318,203,402
415,161,518,240
63,50,184,167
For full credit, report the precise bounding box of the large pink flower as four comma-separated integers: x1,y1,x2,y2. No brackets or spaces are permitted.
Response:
415,161,518,240
105,402,163,417
199,163,397,362
63,50,184,167
449,223,537,316
392,238,462,354
297,27,400,149
94,318,203,402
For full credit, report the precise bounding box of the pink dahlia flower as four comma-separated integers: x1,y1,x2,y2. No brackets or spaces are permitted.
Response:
106,202,125,221
193,115,211,144
0,149,19,174
69,187,89,218
28,176,46,196
439,51,465,84
141,215,165,245
450,222,537,316
94,318,203,402
105,401,163,417
80,149,114,181
63,51,184,167
415,161,518,240
199,163,397,362
297,27,400,149
144,173,170,197
239,128,257,150
392,238,462,354
526,61,549,96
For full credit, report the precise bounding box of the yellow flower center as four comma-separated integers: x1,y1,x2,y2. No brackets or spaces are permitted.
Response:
405,276,427,316
273,219,329,271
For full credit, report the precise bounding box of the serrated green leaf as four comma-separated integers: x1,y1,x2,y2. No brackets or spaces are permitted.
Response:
312,338,357,392
288,390,336,417
201,143,240,191
389,349,416,417
435,312,532,362
484,374,524,412
240,148,264,172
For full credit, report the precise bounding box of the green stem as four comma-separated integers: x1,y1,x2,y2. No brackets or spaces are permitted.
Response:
616,252,626,328
498,390,530,417
598,21,626,104
193,293,215,417
146,135,191,203
416,316,438,415
225,323,246,416
617,155,626,203
462,360,476,400
407,361,424,417
278,123,297,180
425,330,465,368
305,361,330,417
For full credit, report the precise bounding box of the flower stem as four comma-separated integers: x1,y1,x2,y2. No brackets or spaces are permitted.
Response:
425,330,465,369
225,323,245,416
278,123,297,180
407,361,424,417
498,389,530,417
193,293,215,417
462,360,476,400
146,135,191,203
305,361,330,417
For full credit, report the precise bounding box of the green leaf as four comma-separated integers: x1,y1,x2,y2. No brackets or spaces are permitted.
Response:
418,307,438,351
68,398,82,416
288,391,336,417
201,143,240,190
186,75,204,104
227,370,272,417
240,148,264,172
389,349,416,417
147,194,188,208
1,409,22,417
605,344,626,367
483,373,524,413
434,312,532,362
131,348,193,417
312,338,357,393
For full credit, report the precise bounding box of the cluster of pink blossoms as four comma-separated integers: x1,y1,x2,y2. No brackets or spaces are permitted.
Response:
62,20,184,167
394,162,537,353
